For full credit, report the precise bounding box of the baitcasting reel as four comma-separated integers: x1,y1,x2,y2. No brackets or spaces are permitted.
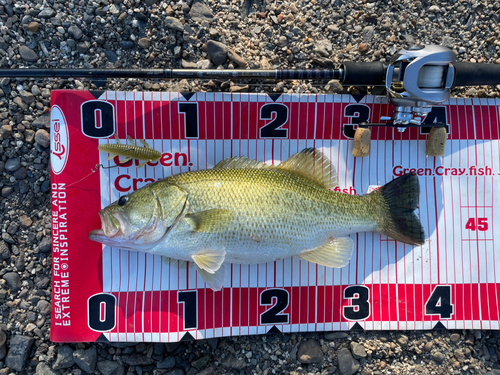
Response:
350,45,456,157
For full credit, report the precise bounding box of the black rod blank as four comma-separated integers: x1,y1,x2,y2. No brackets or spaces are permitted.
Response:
0,68,343,81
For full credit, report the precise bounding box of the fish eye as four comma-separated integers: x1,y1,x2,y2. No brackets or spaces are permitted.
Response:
118,196,128,206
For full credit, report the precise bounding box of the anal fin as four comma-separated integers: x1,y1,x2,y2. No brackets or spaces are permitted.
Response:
195,263,227,291
299,237,354,268
191,251,226,274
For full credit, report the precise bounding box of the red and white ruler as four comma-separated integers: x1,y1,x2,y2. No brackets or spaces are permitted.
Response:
50,90,500,342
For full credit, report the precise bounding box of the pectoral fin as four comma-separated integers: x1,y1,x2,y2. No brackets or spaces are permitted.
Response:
299,237,354,268
195,263,227,291
191,251,226,274
185,209,234,232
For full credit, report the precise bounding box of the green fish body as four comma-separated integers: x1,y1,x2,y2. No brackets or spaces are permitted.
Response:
89,148,425,290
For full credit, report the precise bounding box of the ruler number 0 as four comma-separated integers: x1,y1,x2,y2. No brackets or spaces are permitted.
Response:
425,285,454,319
343,285,370,321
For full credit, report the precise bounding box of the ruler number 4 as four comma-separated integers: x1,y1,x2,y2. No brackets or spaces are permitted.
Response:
425,285,454,319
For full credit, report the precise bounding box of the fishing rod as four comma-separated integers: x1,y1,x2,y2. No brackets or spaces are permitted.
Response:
4,45,500,157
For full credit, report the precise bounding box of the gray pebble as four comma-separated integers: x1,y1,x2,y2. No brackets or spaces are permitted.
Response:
35,129,50,148
105,51,118,63
450,333,461,343
362,26,375,42
338,347,360,375
432,351,445,363
138,38,151,49
297,338,323,364
2,233,15,244
189,1,214,23
53,345,75,370
35,275,50,289
13,167,27,180
5,158,21,172
158,355,176,369
31,85,41,96
174,46,182,58
207,338,218,350
222,353,246,370
197,59,213,69
207,40,228,66
41,180,51,193
0,329,6,347
228,49,247,68
5,335,34,371
0,124,13,138
19,45,38,62
19,215,33,228
97,360,126,375
39,237,52,253
397,334,408,346
38,8,56,19
119,41,134,49
164,17,184,32
350,342,367,359
0,241,10,260
15,250,25,272
77,41,90,53
73,347,97,372
191,354,211,369
1,187,14,198
36,362,59,375
33,113,50,129
424,341,434,352
182,60,197,69
37,299,51,314
19,90,35,105
3,272,21,292
68,25,83,40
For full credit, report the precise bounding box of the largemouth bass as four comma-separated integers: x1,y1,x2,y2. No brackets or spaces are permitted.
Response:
89,148,425,291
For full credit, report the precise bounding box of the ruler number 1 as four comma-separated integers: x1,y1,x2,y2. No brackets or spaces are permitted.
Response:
425,285,454,319
178,291,197,329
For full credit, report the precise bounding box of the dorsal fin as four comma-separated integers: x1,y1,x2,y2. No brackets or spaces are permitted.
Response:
214,156,269,170
277,148,338,190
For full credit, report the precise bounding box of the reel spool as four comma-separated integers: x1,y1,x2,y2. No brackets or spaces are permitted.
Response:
352,45,455,157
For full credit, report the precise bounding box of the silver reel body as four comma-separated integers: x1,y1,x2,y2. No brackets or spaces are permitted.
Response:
384,45,456,128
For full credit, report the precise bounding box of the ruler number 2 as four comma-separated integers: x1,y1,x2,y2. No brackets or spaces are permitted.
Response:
260,289,289,324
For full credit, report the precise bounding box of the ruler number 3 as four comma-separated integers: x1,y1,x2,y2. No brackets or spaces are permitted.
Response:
343,285,370,321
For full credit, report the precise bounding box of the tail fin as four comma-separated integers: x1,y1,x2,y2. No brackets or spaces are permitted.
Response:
373,173,426,245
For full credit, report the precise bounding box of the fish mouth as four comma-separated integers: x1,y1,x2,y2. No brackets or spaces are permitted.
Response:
88,210,125,243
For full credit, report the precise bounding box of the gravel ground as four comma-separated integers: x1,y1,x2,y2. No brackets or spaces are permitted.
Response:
1,0,500,374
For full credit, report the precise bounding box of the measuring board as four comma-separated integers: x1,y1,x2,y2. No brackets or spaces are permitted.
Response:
49,90,500,343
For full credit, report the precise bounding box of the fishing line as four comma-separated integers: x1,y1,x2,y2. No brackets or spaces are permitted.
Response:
65,161,130,188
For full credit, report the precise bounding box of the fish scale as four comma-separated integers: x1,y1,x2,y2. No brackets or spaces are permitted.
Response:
162,168,378,262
